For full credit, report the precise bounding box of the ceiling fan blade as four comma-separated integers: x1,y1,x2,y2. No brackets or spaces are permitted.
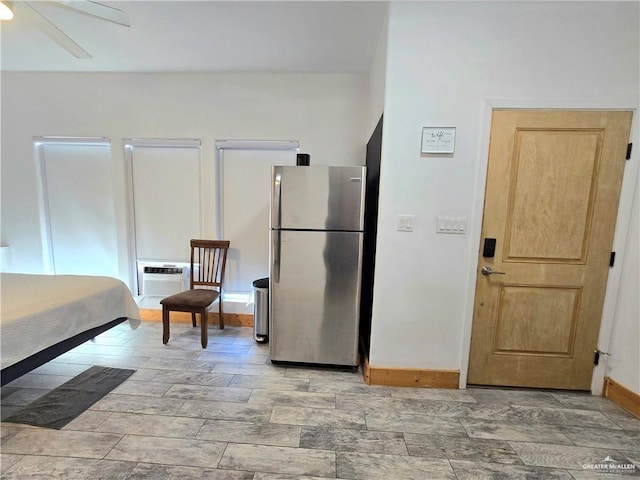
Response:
19,2,92,58
52,1,130,27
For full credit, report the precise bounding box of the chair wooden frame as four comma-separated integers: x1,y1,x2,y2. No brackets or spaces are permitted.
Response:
161,239,230,348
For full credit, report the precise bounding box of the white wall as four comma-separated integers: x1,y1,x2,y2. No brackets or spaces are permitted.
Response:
367,6,388,136
605,171,640,393
370,1,639,394
1,73,369,285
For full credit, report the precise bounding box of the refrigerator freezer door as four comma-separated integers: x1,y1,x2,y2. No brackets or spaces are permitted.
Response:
270,229,363,366
271,166,366,231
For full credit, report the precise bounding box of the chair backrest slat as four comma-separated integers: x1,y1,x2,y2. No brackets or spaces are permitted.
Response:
189,239,230,291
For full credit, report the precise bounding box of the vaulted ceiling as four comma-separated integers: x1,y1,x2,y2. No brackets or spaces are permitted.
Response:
1,1,388,73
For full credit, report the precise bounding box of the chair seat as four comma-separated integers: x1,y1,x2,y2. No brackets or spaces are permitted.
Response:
160,289,220,309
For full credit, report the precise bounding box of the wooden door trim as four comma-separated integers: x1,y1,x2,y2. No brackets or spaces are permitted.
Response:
362,354,460,389
459,101,638,394
603,377,640,419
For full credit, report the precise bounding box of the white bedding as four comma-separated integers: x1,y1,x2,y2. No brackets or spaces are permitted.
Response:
1,273,140,369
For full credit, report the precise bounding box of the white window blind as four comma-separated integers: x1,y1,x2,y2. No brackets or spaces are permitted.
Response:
220,146,296,292
36,140,119,277
129,143,202,262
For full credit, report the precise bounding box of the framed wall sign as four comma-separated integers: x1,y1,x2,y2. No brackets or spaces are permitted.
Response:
421,127,456,154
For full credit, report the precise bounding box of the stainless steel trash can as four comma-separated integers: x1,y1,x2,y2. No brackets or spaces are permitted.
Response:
252,277,269,343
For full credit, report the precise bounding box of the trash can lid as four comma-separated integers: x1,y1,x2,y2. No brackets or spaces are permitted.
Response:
252,277,269,288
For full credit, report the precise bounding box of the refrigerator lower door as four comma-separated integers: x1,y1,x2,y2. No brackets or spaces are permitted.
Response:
270,229,363,366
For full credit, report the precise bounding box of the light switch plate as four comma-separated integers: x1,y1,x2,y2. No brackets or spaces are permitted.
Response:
397,215,414,232
437,216,466,234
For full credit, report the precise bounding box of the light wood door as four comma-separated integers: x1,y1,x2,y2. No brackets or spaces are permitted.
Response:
468,110,632,390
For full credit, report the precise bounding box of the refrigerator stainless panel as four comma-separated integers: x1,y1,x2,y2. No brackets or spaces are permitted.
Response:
269,229,363,366
271,166,365,231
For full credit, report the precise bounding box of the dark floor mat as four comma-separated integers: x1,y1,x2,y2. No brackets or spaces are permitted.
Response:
3,365,135,429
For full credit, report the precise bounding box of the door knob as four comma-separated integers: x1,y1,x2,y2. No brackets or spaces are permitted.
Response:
481,266,506,276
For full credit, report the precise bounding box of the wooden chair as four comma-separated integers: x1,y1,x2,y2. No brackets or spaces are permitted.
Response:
161,239,230,348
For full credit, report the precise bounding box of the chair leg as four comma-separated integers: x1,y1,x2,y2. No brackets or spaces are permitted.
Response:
191,312,197,327
218,298,224,330
162,306,170,344
200,309,208,349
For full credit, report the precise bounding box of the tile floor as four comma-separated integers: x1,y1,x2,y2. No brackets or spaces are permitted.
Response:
1,321,639,479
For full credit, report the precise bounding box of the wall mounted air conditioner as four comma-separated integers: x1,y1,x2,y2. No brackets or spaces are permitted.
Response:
137,261,189,296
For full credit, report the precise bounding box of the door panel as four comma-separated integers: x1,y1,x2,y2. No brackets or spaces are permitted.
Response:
505,130,602,262
468,110,632,390
493,285,580,355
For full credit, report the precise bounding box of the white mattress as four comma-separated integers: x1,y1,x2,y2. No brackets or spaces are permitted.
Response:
1,273,140,369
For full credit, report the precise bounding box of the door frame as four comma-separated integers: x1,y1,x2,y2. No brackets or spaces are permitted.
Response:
460,98,639,394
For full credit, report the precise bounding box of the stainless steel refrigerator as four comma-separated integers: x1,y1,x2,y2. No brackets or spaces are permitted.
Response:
269,165,366,367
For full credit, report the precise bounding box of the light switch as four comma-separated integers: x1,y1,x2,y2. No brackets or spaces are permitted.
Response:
437,216,466,234
397,215,414,232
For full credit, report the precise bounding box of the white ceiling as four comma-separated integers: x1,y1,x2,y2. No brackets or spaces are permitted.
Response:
0,1,388,73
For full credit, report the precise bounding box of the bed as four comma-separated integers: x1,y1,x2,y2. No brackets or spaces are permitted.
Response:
1,273,140,386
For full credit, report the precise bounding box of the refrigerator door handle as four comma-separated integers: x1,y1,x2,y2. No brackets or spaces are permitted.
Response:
273,172,282,229
273,230,281,283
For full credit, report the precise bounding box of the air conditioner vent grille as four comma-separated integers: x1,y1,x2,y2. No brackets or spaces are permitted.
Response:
143,266,183,275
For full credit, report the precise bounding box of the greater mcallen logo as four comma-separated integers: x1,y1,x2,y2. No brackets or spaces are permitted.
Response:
583,456,637,474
